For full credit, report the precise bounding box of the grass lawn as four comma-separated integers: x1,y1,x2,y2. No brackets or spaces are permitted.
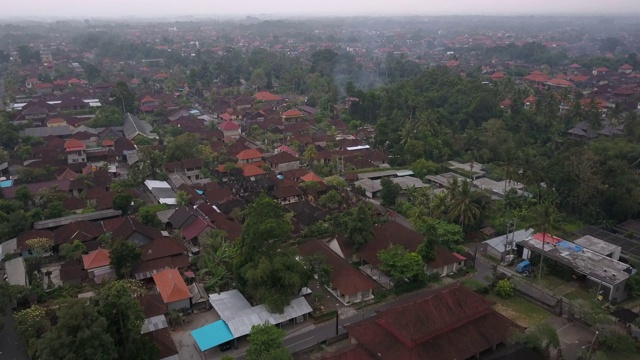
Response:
563,288,595,302
487,294,552,328
529,275,568,292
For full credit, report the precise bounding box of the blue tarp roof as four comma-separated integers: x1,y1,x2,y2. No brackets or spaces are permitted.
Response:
0,179,13,188
191,320,234,351
557,240,583,252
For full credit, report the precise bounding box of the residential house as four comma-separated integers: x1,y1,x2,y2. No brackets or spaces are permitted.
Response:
298,239,376,305
343,283,520,360
254,91,282,107
64,138,87,164
17,230,55,258
619,64,634,74
281,109,304,124
236,149,263,165
143,328,179,360
181,217,216,246
123,113,158,141
273,185,303,205
134,237,190,280
152,268,191,311
34,83,53,95
427,246,465,277
219,120,241,139
266,151,300,172
82,248,114,283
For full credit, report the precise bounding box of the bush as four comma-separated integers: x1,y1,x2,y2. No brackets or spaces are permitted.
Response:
494,279,515,299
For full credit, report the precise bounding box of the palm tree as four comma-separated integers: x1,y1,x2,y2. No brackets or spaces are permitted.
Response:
525,202,563,280
447,179,482,229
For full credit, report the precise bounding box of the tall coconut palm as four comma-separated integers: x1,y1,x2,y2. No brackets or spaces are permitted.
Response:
447,179,483,229
525,202,563,280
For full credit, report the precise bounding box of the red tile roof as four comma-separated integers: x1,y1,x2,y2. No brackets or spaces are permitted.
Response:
345,284,520,360
219,119,240,131
524,95,537,104
236,148,263,161
300,172,323,183
152,269,191,303
64,138,86,151
490,71,505,79
524,71,549,83
546,78,575,87
82,248,111,270
282,109,303,118
239,163,266,177
619,64,633,70
255,91,281,101
298,239,377,296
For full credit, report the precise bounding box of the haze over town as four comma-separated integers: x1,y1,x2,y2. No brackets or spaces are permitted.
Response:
2,0,640,19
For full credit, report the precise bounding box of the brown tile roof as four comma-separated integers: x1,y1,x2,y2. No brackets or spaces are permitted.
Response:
17,229,54,251
142,328,178,359
345,284,521,360
152,269,191,303
53,220,103,246
321,345,374,360
266,151,299,166
138,293,167,318
204,187,233,205
299,239,377,296
273,185,302,199
140,237,187,261
357,222,424,267
428,246,463,269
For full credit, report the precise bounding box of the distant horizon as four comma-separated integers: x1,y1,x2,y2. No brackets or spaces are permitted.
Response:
2,0,640,20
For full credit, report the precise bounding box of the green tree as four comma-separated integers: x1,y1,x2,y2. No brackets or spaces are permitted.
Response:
323,175,348,189
92,105,125,127
98,280,156,360
343,203,375,252
109,241,142,279
14,305,48,342
247,322,291,360
417,238,436,263
525,202,563,280
59,240,87,261
447,178,485,229
410,217,463,251
37,299,117,360
236,195,307,312
16,185,32,207
516,322,560,359
318,190,343,209
380,177,401,207
165,132,201,162
25,237,54,260
378,245,425,284
137,204,166,227
301,253,332,287
302,144,318,165
110,81,136,113
494,279,514,299
625,272,640,298
410,158,439,179
176,190,191,206
112,193,133,215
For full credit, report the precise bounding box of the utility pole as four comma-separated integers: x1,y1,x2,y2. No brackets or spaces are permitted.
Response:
586,331,599,360
335,311,339,336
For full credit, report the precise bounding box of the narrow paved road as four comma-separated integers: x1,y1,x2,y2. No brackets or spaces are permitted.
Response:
0,309,29,360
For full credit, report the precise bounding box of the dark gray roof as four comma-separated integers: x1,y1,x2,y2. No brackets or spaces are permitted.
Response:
123,113,158,140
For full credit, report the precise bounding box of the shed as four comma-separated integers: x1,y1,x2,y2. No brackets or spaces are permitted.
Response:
191,320,234,352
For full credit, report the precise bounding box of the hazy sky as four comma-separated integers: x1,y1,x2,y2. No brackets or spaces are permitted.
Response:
3,0,640,18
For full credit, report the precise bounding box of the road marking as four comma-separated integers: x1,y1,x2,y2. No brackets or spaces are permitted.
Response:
286,336,315,348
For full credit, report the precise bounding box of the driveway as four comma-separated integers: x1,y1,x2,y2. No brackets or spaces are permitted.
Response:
545,316,595,360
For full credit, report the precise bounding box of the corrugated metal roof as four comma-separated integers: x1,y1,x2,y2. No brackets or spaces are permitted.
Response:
209,289,312,338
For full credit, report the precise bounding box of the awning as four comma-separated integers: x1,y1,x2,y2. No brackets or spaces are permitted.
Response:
191,320,234,351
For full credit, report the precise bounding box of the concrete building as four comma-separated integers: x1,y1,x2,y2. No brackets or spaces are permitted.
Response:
517,234,633,302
